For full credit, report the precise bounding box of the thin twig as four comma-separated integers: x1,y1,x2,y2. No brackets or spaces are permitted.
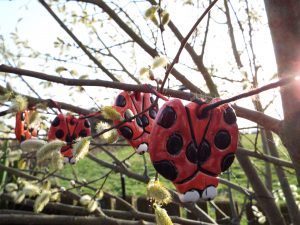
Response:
160,0,220,92
39,0,119,82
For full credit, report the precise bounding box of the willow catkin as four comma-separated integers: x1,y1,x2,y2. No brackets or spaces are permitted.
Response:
5,183,18,193
0,92,12,103
161,11,170,26
22,183,40,197
147,179,171,205
96,122,110,139
154,204,173,225
28,111,40,125
101,106,122,120
96,122,119,144
50,151,64,170
152,56,168,69
36,140,66,164
106,129,119,144
42,180,51,191
34,190,51,213
73,137,91,162
14,191,25,204
20,139,46,153
87,199,98,213
79,195,92,206
17,159,26,171
11,95,28,112
50,188,61,202
7,150,22,163
145,6,158,18
139,67,150,76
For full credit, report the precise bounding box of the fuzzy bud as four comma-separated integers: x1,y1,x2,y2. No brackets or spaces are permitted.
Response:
139,67,150,76
70,180,76,186
96,121,110,134
34,190,51,213
14,191,26,204
124,109,134,120
36,140,66,165
7,150,22,163
5,183,18,193
145,6,158,18
51,151,64,170
16,178,28,188
161,11,170,26
11,95,28,112
80,195,92,206
50,189,61,202
73,137,91,162
60,187,66,192
96,190,104,200
22,183,40,197
154,204,173,225
106,129,119,144
150,15,159,26
29,111,40,125
8,191,17,199
152,56,168,69
42,180,51,190
20,139,46,153
82,179,87,184
258,216,266,224
87,199,98,213
96,122,119,144
101,106,122,120
17,159,27,170
147,179,171,205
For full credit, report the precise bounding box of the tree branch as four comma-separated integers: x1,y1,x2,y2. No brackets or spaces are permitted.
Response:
0,64,194,100
0,86,94,116
0,214,154,225
74,0,204,94
159,0,219,94
236,147,293,169
0,201,214,225
233,104,281,134
92,29,140,84
147,0,219,96
224,0,243,68
218,177,252,196
87,153,148,183
0,64,282,132
236,153,287,225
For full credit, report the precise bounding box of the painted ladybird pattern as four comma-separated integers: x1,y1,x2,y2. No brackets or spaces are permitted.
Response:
113,91,158,154
149,98,238,202
48,114,91,163
15,110,39,143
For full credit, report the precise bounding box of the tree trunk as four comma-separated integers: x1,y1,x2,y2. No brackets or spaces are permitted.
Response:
260,130,272,191
236,153,286,225
265,130,300,224
264,0,300,184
